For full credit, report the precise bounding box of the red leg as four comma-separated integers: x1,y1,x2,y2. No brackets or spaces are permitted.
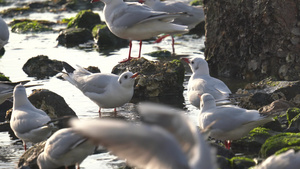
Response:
120,41,133,63
114,108,117,117
24,142,27,151
224,140,231,150
155,34,170,43
98,108,101,118
171,36,175,55
138,40,142,58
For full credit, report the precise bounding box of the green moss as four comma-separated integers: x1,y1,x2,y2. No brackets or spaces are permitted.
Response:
67,10,100,30
260,133,300,158
190,0,203,6
230,157,255,169
11,21,52,33
61,17,74,24
275,146,300,155
92,24,107,37
0,74,10,81
145,50,172,57
286,108,300,124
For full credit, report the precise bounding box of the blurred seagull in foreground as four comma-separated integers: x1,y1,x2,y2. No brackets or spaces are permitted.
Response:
253,149,300,169
62,62,139,117
71,102,217,169
10,84,54,150
139,0,205,54
91,0,188,62
182,57,232,108
198,93,274,149
37,128,95,169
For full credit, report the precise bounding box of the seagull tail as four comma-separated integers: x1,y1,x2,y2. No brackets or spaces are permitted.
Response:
62,61,75,74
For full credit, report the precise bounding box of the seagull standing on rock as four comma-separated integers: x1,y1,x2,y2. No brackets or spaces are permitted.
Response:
62,62,139,117
139,0,205,54
10,84,54,151
198,93,274,149
91,0,188,62
182,57,232,108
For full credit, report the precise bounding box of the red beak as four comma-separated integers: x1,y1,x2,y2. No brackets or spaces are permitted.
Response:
130,73,139,78
181,58,190,64
138,0,145,3
91,0,100,3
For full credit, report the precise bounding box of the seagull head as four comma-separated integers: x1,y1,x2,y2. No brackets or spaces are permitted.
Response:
183,57,209,75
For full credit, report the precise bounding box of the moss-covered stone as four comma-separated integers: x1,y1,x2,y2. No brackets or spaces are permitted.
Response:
67,10,101,31
11,20,52,33
274,146,300,155
57,28,94,47
230,157,255,169
190,0,203,6
216,156,232,169
145,50,172,58
260,133,300,158
0,73,9,81
232,127,278,154
286,108,300,124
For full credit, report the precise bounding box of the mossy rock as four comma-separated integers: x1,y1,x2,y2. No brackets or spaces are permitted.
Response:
11,20,52,33
216,156,232,169
190,0,203,6
67,10,101,31
260,132,300,158
57,28,94,47
145,50,172,58
0,73,10,81
92,24,128,50
232,127,279,154
0,6,31,17
230,157,255,169
274,146,300,155
286,108,300,124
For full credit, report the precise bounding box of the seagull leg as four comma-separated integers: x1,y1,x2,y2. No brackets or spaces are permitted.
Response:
171,35,175,55
224,140,231,150
23,141,27,151
114,108,117,117
155,34,170,43
76,163,80,169
138,40,142,58
120,41,133,63
98,108,101,118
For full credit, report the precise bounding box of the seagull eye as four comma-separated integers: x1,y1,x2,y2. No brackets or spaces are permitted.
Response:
124,75,128,79
191,61,194,64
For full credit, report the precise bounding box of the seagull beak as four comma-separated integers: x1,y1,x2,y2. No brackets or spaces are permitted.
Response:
130,73,139,78
138,0,145,3
181,57,190,64
90,0,100,3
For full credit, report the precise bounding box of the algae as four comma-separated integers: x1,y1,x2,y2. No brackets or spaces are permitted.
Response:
0,74,10,81
190,0,203,6
11,20,52,33
274,146,300,155
230,156,255,169
286,107,300,124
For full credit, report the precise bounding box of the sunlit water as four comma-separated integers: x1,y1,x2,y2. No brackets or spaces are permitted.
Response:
0,1,225,168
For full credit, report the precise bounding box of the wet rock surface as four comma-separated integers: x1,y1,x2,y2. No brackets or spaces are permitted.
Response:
22,55,63,79
57,28,94,47
204,0,300,81
112,58,185,98
67,10,101,31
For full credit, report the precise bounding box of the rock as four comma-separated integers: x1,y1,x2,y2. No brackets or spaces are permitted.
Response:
274,146,300,155
286,107,300,131
57,28,94,47
0,100,12,122
18,141,73,169
231,127,280,154
67,10,101,31
204,0,300,81
11,20,53,33
111,58,185,98
188,21,205,36
210,142,235,159
0,73,9,81
190,0,203,6
62,0,95,11
0,47,5,57
229,157,256,169
216,156,232,169
85,66,100,73
260,132,300,158
92,24,128,50
22,55,63,79
145,50,172,58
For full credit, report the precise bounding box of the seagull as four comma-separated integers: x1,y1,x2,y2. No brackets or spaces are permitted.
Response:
0,16,9,50
182,57,232,108
10,84,54,150
139,0,205,54
37,128,95,169
91,0,188,62
198,93,274,149
71,102,217,169
0,80,42,105
62,62,139,117
253,149,300,169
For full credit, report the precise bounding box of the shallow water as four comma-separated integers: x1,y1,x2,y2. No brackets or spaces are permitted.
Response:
0,1,241,168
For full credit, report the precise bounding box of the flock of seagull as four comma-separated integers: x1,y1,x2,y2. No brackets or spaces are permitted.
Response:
1,0,300,169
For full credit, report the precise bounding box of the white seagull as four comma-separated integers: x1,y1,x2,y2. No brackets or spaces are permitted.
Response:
37,128,95,169
253,149,300,169
0,16,9,50
10,84,54,150
62,62,139,117
91,0,188,62
182,57,232,108
71,102,217,169
139,0,205,54
0,80,42,105
198,93,274,149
